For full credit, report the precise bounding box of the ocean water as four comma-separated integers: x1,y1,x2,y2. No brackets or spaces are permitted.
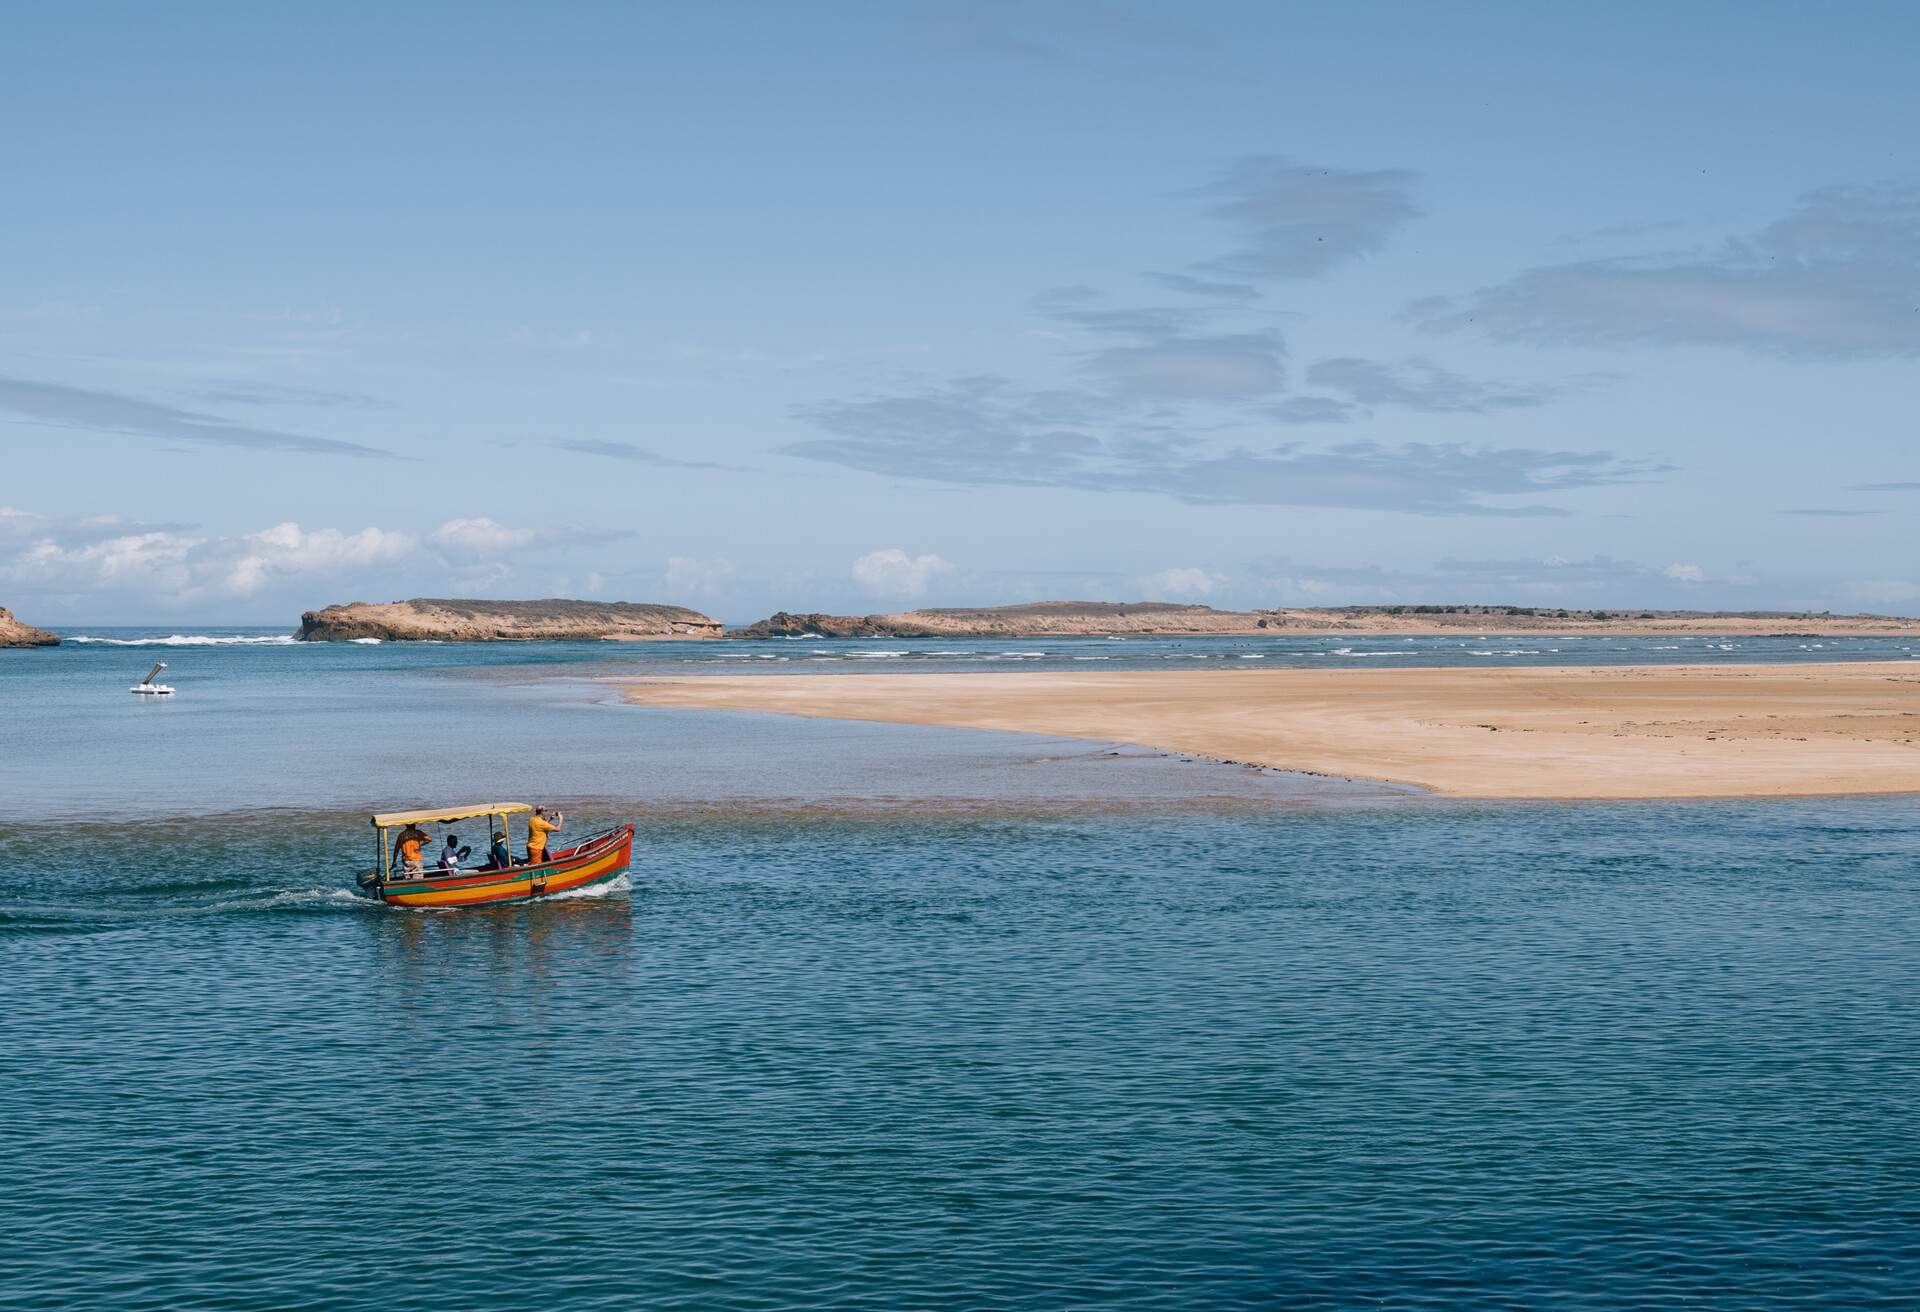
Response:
4,633,1918,1309
38,621,1920,676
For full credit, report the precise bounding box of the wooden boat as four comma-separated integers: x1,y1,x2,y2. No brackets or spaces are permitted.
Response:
357,802,633,908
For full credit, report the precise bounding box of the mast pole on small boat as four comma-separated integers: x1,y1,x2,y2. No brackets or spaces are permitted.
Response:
141,661,167,686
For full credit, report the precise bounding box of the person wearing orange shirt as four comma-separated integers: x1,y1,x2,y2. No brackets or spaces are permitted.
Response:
393,823,432,875
526,806,562,865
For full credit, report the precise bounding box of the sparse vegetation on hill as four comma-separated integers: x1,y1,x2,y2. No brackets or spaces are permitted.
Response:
297,598,723,641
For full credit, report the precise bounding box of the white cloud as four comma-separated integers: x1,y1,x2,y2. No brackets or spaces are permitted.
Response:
1663,562,1706,583
4,517,416,601
1139,566,1226,599
219,523,416,595
430,517,537,557
666,555,737,596
850,548,955,600
17,531,199,591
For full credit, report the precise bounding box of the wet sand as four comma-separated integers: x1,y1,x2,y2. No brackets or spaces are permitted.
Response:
616,661,1920,799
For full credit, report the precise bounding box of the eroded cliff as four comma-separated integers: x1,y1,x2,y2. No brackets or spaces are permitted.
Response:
298,598,723,641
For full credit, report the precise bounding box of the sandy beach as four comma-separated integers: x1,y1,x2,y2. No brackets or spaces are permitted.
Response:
618,661,1920,799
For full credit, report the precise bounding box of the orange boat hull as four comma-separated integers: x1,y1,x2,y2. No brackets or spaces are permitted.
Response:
373,824,634,908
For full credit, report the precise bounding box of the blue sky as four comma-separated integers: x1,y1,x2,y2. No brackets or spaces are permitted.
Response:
3,0,1917,622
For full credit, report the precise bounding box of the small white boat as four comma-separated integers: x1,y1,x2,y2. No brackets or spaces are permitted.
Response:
131,660,176,695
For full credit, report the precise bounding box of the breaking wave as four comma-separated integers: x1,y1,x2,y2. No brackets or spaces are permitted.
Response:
67,634,298,647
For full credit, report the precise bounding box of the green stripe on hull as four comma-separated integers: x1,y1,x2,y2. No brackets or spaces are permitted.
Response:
384,860,628,904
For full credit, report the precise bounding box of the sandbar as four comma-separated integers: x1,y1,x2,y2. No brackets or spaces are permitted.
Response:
617,662,1920,799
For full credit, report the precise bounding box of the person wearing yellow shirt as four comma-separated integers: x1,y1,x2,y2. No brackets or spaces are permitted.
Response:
526,806,562,865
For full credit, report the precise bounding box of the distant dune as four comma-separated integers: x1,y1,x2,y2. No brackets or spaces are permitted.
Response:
297,598,723,642
725,601,1917,639
0,607,59,647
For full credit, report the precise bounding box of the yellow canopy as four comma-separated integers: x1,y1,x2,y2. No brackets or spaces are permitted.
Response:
372,803,532,828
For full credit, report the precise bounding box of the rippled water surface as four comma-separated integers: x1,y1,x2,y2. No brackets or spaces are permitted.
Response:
4,633,1918,1309
7,803,1918,1310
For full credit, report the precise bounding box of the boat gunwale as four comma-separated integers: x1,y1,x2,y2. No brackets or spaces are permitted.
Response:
366,822,633,901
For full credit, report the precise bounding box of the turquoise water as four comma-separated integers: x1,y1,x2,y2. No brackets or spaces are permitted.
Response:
4,634,1918,1308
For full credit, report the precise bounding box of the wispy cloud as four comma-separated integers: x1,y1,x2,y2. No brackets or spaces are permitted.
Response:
0,506,197,545
788,376,1660,516
1141,271,1261,301
190,382,388,410
1260,396,1359,425
1306,356,1575,414
1192,157,1421,281
1777,507,1879,517
1412,181,1920,358
1851,480,1920,492
551,439,743,471
1050,305,1213,337
0,372,397,458
1078,331,1286,400
787,154,1613,516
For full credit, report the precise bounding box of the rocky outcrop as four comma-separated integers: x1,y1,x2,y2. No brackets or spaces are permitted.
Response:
728,601,1274,639
727,611,941,639
297,598,724,642
726,601,1920,639
0,607,59,647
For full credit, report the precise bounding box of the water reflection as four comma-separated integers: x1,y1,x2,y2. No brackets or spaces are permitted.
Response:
375,887,636,1000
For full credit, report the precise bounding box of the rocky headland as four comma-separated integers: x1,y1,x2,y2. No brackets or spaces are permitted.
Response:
297,598,723,642
727,602,1278,639
0,607,59,647
726,601,1918,639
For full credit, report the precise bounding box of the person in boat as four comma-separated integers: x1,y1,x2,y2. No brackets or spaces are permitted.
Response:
394,822,432,875
438,834,464,871
525,806,562,865
485,828,511,871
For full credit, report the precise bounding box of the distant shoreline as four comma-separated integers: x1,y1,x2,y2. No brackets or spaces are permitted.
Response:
12,598,1914,646
615,660,1920,801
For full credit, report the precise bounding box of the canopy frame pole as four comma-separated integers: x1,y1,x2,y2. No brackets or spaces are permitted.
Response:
378,825,390,883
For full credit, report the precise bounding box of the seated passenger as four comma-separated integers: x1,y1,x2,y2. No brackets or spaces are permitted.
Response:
438,834,464,870
487,829,511,871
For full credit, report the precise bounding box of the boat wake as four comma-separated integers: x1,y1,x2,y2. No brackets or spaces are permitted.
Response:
539,871,633,901
210,885,380,913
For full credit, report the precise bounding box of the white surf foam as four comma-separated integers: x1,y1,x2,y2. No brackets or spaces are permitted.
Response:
67,633,298,646
542,871,633,901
